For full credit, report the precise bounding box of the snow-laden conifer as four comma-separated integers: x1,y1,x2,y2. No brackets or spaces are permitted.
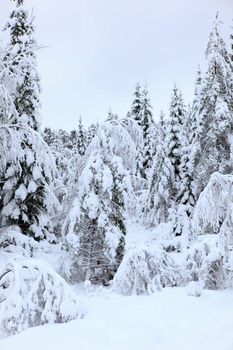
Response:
2,0,41,131
0,123,59,241
63,122,137,284
194,16,233,196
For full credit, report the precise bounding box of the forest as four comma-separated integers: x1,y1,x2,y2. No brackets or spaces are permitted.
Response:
0,0,233,349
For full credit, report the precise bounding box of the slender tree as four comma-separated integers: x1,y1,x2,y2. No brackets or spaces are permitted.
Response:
0,0,59,240
2,0,41,131
76,116,87,156
194,16,233,196
130,82,143,124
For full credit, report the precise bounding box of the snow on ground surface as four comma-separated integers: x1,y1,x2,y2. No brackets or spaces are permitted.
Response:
1,222,233,349
0,286,233,350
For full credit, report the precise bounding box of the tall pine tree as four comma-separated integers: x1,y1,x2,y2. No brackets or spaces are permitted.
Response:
2,0,41,130
0,0,59,241
194,16,233,196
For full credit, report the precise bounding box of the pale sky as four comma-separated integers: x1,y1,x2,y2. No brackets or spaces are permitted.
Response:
0,0,233,130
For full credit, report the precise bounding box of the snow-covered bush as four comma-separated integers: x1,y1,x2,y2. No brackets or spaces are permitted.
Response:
0,259,86,336
185,238,226,290
113,245,183,295
193,172,233,256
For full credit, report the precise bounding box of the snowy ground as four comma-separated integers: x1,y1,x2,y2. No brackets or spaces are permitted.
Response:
0,286,233,350
1,222,233,350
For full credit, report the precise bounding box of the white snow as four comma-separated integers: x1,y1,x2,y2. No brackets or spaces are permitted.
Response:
0,287,233,350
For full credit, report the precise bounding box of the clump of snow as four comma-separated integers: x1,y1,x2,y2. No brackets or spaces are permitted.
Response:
0,259,86,336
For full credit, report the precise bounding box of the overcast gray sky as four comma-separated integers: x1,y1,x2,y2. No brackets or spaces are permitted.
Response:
1,0,233,130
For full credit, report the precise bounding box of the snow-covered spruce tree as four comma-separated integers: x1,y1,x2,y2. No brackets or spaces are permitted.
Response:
75,116,87,156
86,122,98,147
174,76,203,243
106,109,118,122
43,128,75,190
135,86,157,183
0,122,59,241
43,127,56,147
144,135,173,227
159,110,166,136
130,82,143,124
63,123,136,285
187,66,203,145
1,0,41,131
0,1,59,241
145,87,193,240
166,87,186,195
194,16,233,197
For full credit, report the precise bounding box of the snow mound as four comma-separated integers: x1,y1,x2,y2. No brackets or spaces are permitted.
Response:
186,281,203,297
113,245,183,295
0,259,86,336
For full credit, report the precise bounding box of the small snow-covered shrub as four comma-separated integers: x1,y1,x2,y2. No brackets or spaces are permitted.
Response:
113,245,183,295
193,172,233,255
0,259,86,336
185,239,226,290
203,254,226,290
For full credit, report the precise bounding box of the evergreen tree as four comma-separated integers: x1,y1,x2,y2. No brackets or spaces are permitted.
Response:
76,116,87,156
145,87,188,231
159,110,166,137
43,127,56,147
106,109,118,122
166,87,186,198
145,136,173,226
2,0,41,131
70,129,77,150
141,87,156,180
133,85,157,185
188,66,203,144
63,149,134,284
86,122,98,146
130,82,143,124
140,86,154,139
194,16,233,196
0,0,59,241
0,122,59,241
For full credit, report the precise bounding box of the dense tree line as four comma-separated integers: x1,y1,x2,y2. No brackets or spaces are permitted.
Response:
0,1,233,289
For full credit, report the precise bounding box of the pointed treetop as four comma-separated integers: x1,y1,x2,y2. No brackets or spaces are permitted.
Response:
205,14,225,59
12,0,24,6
